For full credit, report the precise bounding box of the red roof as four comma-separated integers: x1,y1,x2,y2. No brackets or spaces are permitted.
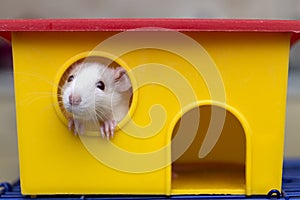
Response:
1,19,300,43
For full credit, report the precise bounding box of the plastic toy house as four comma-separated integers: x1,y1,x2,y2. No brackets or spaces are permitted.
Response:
1,19,300,196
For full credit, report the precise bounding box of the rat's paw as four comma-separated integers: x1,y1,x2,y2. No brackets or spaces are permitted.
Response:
100,120,117,139
68,118,84,135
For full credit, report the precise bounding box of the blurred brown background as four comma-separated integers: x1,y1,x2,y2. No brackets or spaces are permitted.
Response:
1,0,300,183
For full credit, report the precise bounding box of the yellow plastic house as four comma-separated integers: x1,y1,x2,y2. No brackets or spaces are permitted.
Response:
1,19,300,196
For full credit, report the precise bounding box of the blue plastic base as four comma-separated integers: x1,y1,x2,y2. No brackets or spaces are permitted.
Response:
1,159,300,199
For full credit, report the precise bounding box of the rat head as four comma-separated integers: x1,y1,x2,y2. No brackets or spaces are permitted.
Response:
61,62,132,121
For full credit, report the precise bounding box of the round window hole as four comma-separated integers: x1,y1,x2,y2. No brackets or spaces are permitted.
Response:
54,52,135,137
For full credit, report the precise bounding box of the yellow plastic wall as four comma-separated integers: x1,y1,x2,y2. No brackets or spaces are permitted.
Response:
12,31,290,195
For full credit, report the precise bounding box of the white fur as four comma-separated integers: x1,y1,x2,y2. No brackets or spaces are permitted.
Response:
62,62,132,137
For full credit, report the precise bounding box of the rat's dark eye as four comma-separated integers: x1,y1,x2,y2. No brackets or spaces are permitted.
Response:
67,75,74,82
96,81,105,90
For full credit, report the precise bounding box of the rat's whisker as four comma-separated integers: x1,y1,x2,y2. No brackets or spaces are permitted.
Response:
95,107,110,119
95,110,109,121
88,110,101,131
14,71,63,90
21,95,52,107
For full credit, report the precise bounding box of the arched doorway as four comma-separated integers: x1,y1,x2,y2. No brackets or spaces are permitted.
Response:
171,105,247,194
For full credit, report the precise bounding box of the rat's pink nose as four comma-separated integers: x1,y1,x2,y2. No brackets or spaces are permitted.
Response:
69,94,82,106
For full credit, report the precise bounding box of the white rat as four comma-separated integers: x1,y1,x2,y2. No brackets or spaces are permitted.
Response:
61,61,132,139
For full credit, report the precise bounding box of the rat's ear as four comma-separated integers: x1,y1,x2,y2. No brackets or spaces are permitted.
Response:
114,67,132,92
